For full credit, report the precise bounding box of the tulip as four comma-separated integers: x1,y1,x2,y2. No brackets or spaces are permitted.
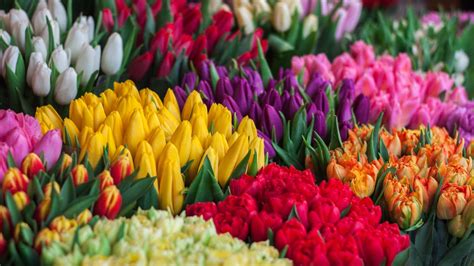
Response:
134,141,157,179
98,170,114,191
303,14,318,38
35,197,51,222
273,2,291,33
462,198,474,228
32,8,53,34
5,9,28,33
32,37,48,60
208,133,229,159
249,137,265,170
199,147,219,179
128,51,153,81
262,104,283,141
0,205,11,229
65,21,90,64
33,129,62,170
314,110,327,139
94,185,122,219
217,134,249,187
3,128,30,166
1,46,20,78
2,168,29,194
80,132,107,168
48,0,67,32
59,154,72,176
188,136,204,180
40,19,60,48
21,153,45,178
236,6,254,35
110,155,133,185
75,44,101,85
437,185,471,220
50,45,70,73
42,182,60,198
454,50,469,73
14,222,33,244
209,104,232,138
389,194,423,229
13,191,30,211
98,124,117,157
71,164,89,186
101,32,123,75
353,94,369,124
54,67,78,105
35,105,63,133
124,109,148,156
182,91,204,121
11,21,29,52
163,90,181,122
448,215,466,238
102,8,114,32
76,209,93,225
27,52,45,87
191,115,209,145
49,215,78,233
34,228,60,252
0,29,11,45
0,234,6,255
31,62,52,97
170,121,192,166
158,156,184,215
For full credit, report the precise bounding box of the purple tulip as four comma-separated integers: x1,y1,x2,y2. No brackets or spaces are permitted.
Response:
33,129,62,170
258,130,276,158
249,101,263,127
233,78,253,115
197,60,210,81
280,69,298,91
311,87,329,115
339,79,355,102
314,110,327,139
301,0,317,16
197,80,214,106
0,110,21,140
267,79,277,91
283,93,302,119
174,86,188,109
215,77,233,103
353,94,369,124
216,66,228,79
244,67,264,96
263,89,283,111
263,104,283,141
306,103,318,124
306,73,327,98
223,95,243,122
337,97,353,124
181,72,197,90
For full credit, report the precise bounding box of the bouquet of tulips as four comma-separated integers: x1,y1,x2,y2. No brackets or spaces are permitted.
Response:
0,0,137,115
40,208,291,265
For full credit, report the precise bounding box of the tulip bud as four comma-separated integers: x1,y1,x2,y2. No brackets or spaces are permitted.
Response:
110,155,133,185
437,185,471,220
1,46,20,78
5,9,28,33
101,32,123,75
236,6,254,35
0,233,6,255
273,2,291,33
182,91,204,121
448,215,466,238
2,168,29,194
0,206,11,230
208,133,229,159
94,185,122,219
71,164,89,186
0,30,11,46
159,156,184,215
48,0,67,32
32,37,48,61
237,116,258,141
34,228,60,252
14,222,33,244
35,105,63,133
34,129,62,170
59,154,72,176
98,170,114,191
65,21,89,64
75,44,101,86
76,209,93,225
209,104,232,138
170,121,192,166
32,7,53,34
49,215,78,233
35,197,51,222
217,134,249,187
43,182,60,198
40,19,60,48
303,14,318,38
13,191,30,211
157,108,180,140
50,45,70,73
191,115,209,146
80,132,107,168
124,109,149,156
327,160,347,180
249,137,265,170
390,195,423,229
188,137,204,180
135,145,157,180
21,153,45,178
53,67,77,105
31,62,52,97
11,21,29,52
163,89,181,122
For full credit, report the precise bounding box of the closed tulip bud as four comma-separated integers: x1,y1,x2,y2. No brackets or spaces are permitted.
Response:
159,157,184,215
75,44,101,86
462,198,474,228
35,105,63,133
5,9,28,33
65,21,89,64
116,94,141,128
164,89,181,121
134,141,157,179
236,6,254,34
0,206,11,230
12,191,30,211
48,0,67,32
101,32,123,75
437,185,471,220
2,168,29,194
71,164,89,186
100,89,118,115
1,46,20,78
49,215,78,233
217,134,249,187
98,124,117,158
188,137,204,180
0,30,11,46
0,233,6,255
303,14,318,38
209,104,232,138
21,153,45,178
158,108,180,140
182,91,204,121
208,133,229,159
76,209,92,225
63,118,79,145
34,228,60,252
448,215,466,238
414,177,438,213
80,132,107,168
249,137,265,170
262,104,283,141
110,155,133,185
50,45,70,73
191,103,209,124
98,170,114,191
34,129,62,170
43,182,60,198
32,8,53,34
237,116,258,141
59,154,72,176
387,194,422,229
327,160,347,180
31,62,51,97
273,2,291,33
32,37,47,61
191,115,209,145
35,197,51,222
103,111,123,146
148,128,166,162
40,19,60,48
199,147,219,178
124,109,149,156
94,185,122,219
11,21,28,52
170,121,192,166
14,222,33,243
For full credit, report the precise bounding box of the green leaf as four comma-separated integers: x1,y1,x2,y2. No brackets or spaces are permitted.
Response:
438,234,474,266
248,152,259,176
62,195,98,218
287,204,301,221
7,151,16,168
156,0,173,28
279,245,288,258
5,192,21,226
267,228,274,246
340,204,351,218
328,114,343,150
184,157,225,206
257,38,273,86
392,246,410,266
121,177,156,207
60,176,76,204
8,241,24,266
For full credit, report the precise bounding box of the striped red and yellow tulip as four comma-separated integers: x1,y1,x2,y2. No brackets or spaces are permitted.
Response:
326,125,473,233
36,81,265,215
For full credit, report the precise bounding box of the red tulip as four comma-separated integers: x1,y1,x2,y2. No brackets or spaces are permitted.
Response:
35,198,51,222
102,8,114,32
110,155,133,185
151,24,173,55
21,153,45,179
205,25,219,52
94,185,122,219
213,10,234,35
0,233,6,255
157,52,175,78
98,170,114,191
308,198,340,231
250,211,283,242
275,219,307,250
185,202,217,220
71,164,89,186
213,212,249,241
128,51,154,81
0,205,11,231
182,5,201,35
190,34,207,62
2,168,29,194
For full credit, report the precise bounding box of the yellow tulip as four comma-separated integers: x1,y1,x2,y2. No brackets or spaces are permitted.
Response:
103,111,123,146
63,118,79,146
227,132,240,147
99,89,117,115
134,141,157,179
124,109,149,156
157,108,180,140
190,102,208,125
156,143,180,184
208,133,229,159
98,124,117,158
78,126,94,148
217,134,249,187
170,121,192,166
114,80,140,99
249,137,265,170
69,98,87,129
80,132,107,168
209,104,232,138
199,147,219,179
237,116,257,141
148,128,166,162
140,88,163,110
145,111,161,133
35,105,63,133
187,136,204,181
82,92,100,106
92,103,106,131
191,115,209,145
158,156,184,215
182,90,203,121
116,94,142,128
163,89,181,122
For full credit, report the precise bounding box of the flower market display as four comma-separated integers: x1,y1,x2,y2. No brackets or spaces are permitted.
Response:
0,0,473,265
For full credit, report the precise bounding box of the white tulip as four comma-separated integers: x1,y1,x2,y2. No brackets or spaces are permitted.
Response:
1,46,20,77
54,67,78,105
233,0,252,12
11,20,29,52
77,16,95,42
48,0,68,32
75,44,100,85
65,21,89,64
50,45,71,73
236,7,255,35
281,0,302,17
303,14,318,38
101,33,123,75
272,2,291,33
5,9,29,33
27,52,44,86
454,50,470,73
32,7,53,34
35,0,48,13
31,62,52,96
32,36,48,61
0,30,11,45
253,0,271,17
40,19,60,49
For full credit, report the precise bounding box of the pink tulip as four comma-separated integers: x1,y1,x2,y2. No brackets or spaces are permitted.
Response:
331,53,358,83
447,87,468,104
355,73,378,97
350,41,375,68
0,110,20,140
3,128,32,166
409,105,431,128
424,72,453,99
33,129,62,170
0,143,10,181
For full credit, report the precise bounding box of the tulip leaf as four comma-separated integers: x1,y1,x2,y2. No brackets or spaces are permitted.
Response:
66,0,73,29
198,0,211,34
437,234,474,265
156,0,173,28
392,246,410,266
414,216,434,264
340,204,351,219
7,151,16,168
328,114,343,150
118,201,138,217
46,18,55,61
272,143,303,170
31,177,45,202
60,176,76,204
8,241,24,266
143,4,156,48
138,186,159,210
228,151,252,181
24,27,33,64
267,229,274,246
248,152,259,177
121,177,156,208
257,38,273,87
279,245,288,258
46,190,61,224
287,12,301,46
268,34,294,53
379,139,389,163
184,157,225,206
62,195,98,218
287,205,301,222
5,192,21,226
210,62,220,90
117,168,139,192
120,20,138,75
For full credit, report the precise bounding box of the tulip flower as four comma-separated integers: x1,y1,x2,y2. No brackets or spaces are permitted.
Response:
1,46,20,77
33,129,62,170
35,197,51,222
169,121,192,166
273,2,291,33
389,194,423,229
94,185,122,219
54,67,78,105
42,182,60,198
218,134,249,187
31,62,52,97
21,153,45,178
12,191,30,211
35,105,63,133
27,52,45,87
40,19,60,48
437,185,471,220
71,164,89,186
75,44,101,85
236,6,255,35
101,33,123,75
32,37,48,60
49,215,78,233
65,20,90,64
134,141,157,180
32,7,53,34
303,14,318,38
48,0,67,32
50,45,70,73
11,21,28,52
158,156,184,215
76,209,93,225
34,228,60,252
110,155,133,185
98,170,114,191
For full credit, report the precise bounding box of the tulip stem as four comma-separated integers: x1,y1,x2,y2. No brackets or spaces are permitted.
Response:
39,97,44,106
